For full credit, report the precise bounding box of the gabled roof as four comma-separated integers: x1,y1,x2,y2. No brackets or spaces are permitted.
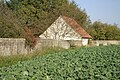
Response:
60,16,92,39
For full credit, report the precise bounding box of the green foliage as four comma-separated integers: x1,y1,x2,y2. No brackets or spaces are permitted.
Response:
6,0,88,36
0,45,120,79
1,0,120,40
87,21,120,40
1,0,89,46
0,48,64,67
0,1,23,38
0,55,29,68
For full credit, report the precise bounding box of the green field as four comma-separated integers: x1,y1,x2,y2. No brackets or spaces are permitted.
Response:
0,45,120,80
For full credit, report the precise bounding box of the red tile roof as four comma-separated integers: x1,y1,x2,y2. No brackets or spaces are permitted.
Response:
61,16,92,39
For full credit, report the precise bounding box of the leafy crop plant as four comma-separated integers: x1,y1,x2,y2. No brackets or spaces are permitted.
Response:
0,45,120,80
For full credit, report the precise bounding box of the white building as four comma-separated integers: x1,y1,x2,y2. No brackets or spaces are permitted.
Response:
39,16,92,46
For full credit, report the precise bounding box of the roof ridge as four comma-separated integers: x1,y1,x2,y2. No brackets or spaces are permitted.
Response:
60,16,92,38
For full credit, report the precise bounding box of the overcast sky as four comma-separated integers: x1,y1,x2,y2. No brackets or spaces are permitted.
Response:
72,0,120,27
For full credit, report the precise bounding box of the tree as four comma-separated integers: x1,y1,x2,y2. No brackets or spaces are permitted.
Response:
0,0,23,38
87,21,120,40
104,25,120,40
6,0,89,37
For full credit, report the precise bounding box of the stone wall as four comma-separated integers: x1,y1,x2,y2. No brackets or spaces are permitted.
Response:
67,40,82,47
0,38,28,56
35,39,70,49
35,39,83,50
2,38,120,56
92,40,120,46
0,38,83,56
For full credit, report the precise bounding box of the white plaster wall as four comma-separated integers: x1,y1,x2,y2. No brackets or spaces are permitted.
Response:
82,38,89,46
39,17,82,40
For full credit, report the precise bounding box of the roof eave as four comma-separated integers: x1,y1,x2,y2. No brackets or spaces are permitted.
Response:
82,36,92,39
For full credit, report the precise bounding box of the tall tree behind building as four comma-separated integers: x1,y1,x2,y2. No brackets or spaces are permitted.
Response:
0,0,23,38
6,0,89,36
